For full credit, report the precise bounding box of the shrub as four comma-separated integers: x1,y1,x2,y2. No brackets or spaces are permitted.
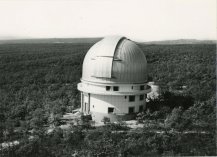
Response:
102,117,110,124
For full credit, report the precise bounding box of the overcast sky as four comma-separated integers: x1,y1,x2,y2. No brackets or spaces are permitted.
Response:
0,0,216,41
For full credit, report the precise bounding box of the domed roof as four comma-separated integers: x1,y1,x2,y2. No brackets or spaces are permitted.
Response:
81,36,148,84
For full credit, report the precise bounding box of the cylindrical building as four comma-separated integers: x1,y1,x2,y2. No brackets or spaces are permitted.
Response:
77,36,151,122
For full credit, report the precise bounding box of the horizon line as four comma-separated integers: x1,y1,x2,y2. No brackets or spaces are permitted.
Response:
0,36,216,42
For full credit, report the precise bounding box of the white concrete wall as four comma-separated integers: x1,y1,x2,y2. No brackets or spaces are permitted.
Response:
88,94,146,114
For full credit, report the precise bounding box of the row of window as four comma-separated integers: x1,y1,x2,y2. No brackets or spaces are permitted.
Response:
108,105,144,114
106,86,119,91
127,95,145,102
106,85,145,91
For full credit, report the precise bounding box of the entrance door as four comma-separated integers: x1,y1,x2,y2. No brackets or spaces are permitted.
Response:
128,107,135,114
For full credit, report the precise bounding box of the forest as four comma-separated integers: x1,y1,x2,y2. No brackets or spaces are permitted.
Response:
0,43,216,156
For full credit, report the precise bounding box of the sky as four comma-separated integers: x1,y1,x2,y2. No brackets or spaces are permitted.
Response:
0,0,216,41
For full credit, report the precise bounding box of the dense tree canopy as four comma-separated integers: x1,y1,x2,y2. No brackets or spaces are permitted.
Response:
0,43,215,156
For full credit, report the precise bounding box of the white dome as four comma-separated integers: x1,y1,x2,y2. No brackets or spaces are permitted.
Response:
81,36,148,84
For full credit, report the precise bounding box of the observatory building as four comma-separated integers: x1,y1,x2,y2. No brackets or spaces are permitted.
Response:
77,36,151,122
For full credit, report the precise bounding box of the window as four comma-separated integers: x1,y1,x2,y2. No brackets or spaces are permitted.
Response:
129,107,135,114
113,86,119,91
108,107,114,113
140,85,144,90
139,105,144,112
140,95,144,100
131,86,134,89
129,95,135,102
106,86,111,91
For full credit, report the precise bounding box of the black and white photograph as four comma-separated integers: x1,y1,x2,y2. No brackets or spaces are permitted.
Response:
0,0,216,156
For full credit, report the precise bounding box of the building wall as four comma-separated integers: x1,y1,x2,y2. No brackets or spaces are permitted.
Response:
79,82,147,93
79,81,150,122
82,93,146,114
